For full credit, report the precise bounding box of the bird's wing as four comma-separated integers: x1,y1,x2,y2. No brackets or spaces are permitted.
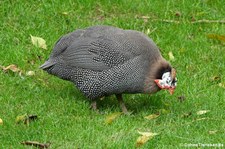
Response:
50,29,85,58
40,29,86,69
48,26,160,71
61,35,136,71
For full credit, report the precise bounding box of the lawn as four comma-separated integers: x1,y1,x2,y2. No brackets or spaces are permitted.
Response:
0,0,225,148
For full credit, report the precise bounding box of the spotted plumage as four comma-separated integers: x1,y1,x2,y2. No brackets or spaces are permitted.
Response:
40,25,177,113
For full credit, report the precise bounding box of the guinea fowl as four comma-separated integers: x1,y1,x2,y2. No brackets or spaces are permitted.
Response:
40,25,177,113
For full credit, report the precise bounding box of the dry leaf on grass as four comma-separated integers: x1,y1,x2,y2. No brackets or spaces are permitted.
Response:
168,51,175,61
31,35,47,49
208,130,218,134
16,114,27,124
207,34,225,42
218,83,225,89
196,110,210,115
26,71,35,76
105,112,122,124
144,114,159,120
136,135,150,147
0,118,3,125
1,64,21,73
61,12,69,15
21,141,50,149
211,76,221,82
136,131,158,147
1,65,36,77
0,64,23,76
16,114,38,125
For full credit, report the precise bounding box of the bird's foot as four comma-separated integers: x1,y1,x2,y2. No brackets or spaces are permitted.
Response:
90,100,99,113
116,94,130,114
121,104,128,114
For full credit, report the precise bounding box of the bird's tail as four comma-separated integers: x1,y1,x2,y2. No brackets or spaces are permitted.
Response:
39,59,56,70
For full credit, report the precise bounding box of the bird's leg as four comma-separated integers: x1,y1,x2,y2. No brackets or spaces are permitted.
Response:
90,100,97,111
116,94,128,114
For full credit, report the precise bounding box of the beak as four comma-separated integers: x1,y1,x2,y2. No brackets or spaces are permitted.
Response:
155,79,176,95
168,88,175,95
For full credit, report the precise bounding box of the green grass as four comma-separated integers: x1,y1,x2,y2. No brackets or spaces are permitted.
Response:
1,0,225,148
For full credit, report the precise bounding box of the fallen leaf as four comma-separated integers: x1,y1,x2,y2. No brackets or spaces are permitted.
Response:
136,135,150,147
16,114,38,125
31,35,47,49
0,118,3,125
26,71,35,76
211,76,221,81
16,114,27,124
218,83,225,89
1,64,21,73
140,16,150,19
196,110,210,115
144,114,159,120
21,141,51,149
136,131,158,147
0,64,22,76
61,12,69,15
168,51,175,61
207,34,225,43
105,112,122,124
208,130,217,134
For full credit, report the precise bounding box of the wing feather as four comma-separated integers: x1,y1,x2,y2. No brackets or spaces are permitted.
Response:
61,36,131,71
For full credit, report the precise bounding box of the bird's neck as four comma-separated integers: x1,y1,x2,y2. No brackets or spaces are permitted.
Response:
144,57,171,93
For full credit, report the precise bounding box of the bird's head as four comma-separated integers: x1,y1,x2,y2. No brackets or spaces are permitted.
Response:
154,68,177,94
